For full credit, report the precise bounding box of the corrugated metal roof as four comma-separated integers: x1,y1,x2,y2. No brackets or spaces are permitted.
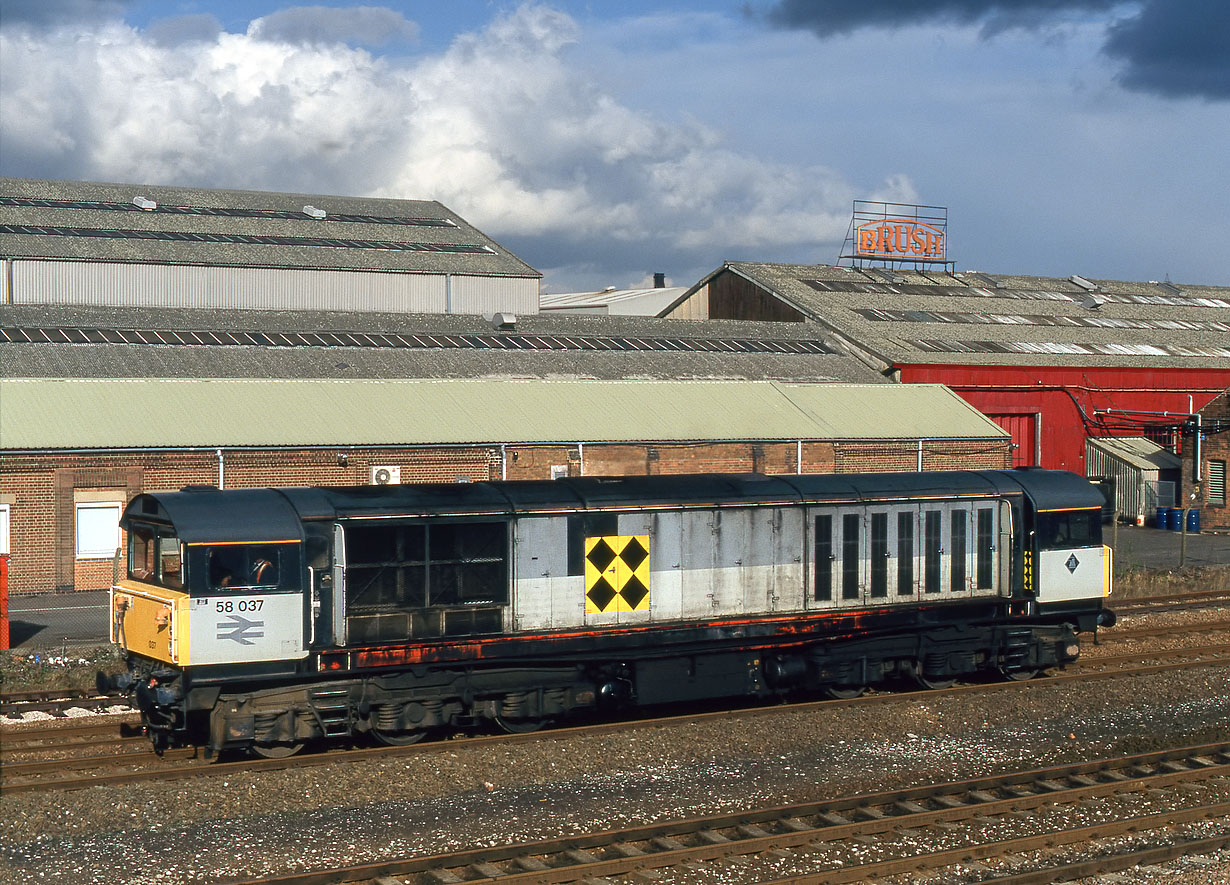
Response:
0,177,539,279
0,303,889,385
670,262,1230,370
539,287,689,316
0,379,1006,450
1086,436,1182,471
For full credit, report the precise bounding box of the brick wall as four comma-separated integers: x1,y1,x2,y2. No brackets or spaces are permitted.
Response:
835,440,1013,473
0,437,1012,595
1186,390,1230,532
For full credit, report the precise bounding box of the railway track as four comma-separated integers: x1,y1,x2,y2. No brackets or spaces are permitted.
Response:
213,742,1230,885
1114,588,1230,615
0,688,132,719
1106,616,1230,642
0,718,145,755
5,643,1227,795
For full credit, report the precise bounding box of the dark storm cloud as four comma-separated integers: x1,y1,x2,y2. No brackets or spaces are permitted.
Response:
0,0,130,28
1104,0,1230,99
248,5,419,47
759,0,1230,101
759,0,1118,38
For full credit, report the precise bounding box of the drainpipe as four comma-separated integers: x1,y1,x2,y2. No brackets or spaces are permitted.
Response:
917,439,923,472
216,448,225,489
797,440,803,475
578,443,585,476
1194,413,1203,483
500,444,507,481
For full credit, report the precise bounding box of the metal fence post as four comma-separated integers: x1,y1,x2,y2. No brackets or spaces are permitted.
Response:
1180,508,1188,568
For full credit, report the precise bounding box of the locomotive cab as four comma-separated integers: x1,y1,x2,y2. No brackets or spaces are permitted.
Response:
110,489,310,748
112,489,310,669
1009,469,1113,633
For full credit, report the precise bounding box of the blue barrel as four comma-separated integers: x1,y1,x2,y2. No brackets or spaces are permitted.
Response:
1155,507,1169,529
1186,509,1200,533
1169,508,1184,531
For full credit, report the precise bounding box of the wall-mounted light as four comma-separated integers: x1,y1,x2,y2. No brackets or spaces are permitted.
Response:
336,453,348,467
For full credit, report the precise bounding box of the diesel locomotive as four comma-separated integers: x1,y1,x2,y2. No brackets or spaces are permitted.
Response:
106,468,1115,757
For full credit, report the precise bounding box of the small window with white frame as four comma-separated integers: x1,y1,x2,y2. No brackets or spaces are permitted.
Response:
76,501,122,559
0,503,9,555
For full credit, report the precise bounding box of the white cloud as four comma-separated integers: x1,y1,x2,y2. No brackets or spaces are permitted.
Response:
0,3,888,289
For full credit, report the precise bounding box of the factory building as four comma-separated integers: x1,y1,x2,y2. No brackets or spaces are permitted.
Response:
662,262,1230,479
0,177,541,315
0,301,1010,596
1184,390,1230,533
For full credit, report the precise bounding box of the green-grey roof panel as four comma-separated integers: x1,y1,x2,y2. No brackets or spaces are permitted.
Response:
0,379,1006,450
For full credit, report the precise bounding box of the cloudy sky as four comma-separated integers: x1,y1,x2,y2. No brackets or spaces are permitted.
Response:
1,1,1226,292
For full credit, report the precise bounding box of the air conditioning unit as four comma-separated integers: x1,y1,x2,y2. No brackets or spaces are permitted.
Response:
369,465,401,485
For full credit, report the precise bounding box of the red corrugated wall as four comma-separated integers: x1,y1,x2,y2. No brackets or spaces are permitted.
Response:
896,365,1230,473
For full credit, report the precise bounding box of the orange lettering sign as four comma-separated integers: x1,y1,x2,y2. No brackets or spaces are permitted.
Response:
854,218,946,261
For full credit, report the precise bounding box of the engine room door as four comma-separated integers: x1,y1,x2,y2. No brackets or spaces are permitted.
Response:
513,517,572,631
920,506,949,599
865,508,905,605
945,502,976,599
810,507,864,610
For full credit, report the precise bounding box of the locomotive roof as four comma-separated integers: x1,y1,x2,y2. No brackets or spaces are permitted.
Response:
125,470,1098,542
123,488,305,544
997,468,1106,511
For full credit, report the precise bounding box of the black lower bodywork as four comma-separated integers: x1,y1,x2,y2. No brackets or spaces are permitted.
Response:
116,598,1100,757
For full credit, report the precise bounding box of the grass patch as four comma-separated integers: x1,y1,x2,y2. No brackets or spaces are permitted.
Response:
1112,565,1230,599
0,646,126,694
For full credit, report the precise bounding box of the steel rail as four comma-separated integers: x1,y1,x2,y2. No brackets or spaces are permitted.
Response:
1114,589,1230,608
0,719,141,746
1107,618,1230,641
1075,641,1230,668
0,692,133,718
971,833,1230,885
760,804,1230,885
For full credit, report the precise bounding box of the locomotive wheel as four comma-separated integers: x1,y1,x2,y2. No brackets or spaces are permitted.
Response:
493,714,548,734
908,662,955,691
250,740,305,759
820,684,865,700
372,728,428,746
998,666,1040,682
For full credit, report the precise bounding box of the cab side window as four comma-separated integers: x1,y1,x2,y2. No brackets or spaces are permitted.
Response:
127,522,182,589
1036,510,1101,549
205,546,284,592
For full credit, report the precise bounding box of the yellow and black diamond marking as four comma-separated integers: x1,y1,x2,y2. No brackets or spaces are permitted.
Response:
584,535,650,613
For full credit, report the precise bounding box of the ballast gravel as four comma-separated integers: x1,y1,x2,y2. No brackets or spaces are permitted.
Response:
3,613,1230,884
